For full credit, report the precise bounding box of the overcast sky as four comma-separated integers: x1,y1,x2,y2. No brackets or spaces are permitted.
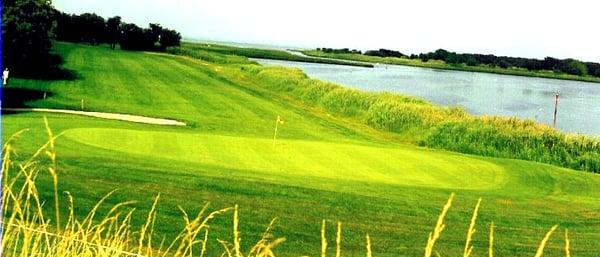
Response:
54,0,599,62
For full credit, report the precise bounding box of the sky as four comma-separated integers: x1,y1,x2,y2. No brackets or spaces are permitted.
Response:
54,0,600,62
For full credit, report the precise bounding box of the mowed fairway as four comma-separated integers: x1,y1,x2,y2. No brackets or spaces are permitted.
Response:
4,43,600,257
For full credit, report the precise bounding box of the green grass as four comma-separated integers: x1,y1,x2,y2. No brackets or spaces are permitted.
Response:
178,42,374,67
4,42,600,257
302,50,600,84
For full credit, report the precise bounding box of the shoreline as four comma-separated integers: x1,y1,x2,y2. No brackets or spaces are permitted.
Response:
301,50,600,84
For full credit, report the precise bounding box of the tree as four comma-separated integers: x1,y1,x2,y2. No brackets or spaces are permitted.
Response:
2,0,56,76
562,59,588,76
54,10,74,42
497,60,511,69
119,23,146,50
464,55,479,66
106,16,121,50
148,23,163,44
433,49,450,60
79,13,105,45
585,62,600,77
159,28,182,50
445,52,460,64
54,11,107,45
542,57,561,71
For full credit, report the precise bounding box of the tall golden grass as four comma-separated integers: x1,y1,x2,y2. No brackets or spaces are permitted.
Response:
488,222,495,257
1,120,284,257
1,122,571,257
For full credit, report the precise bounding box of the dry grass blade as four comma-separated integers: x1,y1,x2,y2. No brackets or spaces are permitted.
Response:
336,222,342,257
424,193,454,257
534,225,558,257
44,116,61,232
488,222,495,257
463,198,482,257
200,229,209,257
366,234,372,257
564,229,570,257
321,220,327,257
234,204,242,257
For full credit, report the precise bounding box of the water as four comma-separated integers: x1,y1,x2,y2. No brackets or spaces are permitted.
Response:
254,59,600,136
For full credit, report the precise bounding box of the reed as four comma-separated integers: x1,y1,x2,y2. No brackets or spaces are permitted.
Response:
44,116,61,233
424,193,454,257
534,225,559,257
365,234,372,257
463,198,482,257
488,222,495,257
564,229,571,257
335,222,342,257
321,220,327,257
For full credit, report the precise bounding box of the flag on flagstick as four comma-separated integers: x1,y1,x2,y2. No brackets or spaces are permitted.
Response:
273,115,285,145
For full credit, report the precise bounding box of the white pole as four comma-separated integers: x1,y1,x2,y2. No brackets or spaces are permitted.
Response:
553,91,559,127
273,118,279,145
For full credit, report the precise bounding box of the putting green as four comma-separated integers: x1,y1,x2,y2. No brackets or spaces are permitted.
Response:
64,127,506,190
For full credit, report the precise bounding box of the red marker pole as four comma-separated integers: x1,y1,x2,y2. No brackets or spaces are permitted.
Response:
553,91,560,127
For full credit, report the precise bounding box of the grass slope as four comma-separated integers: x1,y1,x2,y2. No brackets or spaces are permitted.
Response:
3,42,600,257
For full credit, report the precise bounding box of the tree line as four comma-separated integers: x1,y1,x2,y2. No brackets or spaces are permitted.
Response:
54,11,181,51
318,48,362,54
416,49,599,77
2,0,182,78
318,48,407,58
319,47,600,77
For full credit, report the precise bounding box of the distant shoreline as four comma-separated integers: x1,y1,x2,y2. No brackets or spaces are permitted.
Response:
301,50,600,84
181,41,374,68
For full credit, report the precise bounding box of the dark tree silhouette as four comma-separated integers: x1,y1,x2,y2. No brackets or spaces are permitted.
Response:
106,16,121,50
2,0,55,76
159,28,182,50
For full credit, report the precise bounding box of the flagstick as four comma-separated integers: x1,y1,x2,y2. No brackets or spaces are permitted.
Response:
553,91,559,127
273,119,279,146
273,115,284,146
